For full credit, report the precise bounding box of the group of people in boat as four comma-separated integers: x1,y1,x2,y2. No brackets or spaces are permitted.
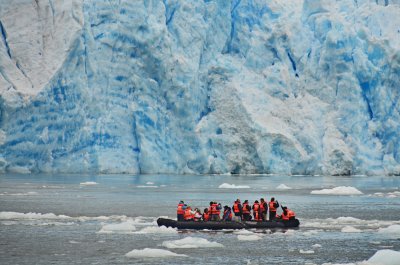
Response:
177,197,296,222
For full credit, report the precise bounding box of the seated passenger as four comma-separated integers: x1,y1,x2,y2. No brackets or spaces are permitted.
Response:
184,206,194,221
202,208,210,221
222,206,232,221
194,208,202,221
280,206,296,221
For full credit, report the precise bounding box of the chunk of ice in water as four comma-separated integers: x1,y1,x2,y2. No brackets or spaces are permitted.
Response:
125,248,187,258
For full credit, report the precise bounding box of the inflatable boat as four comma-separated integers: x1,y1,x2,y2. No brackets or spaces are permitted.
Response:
157,218,300,230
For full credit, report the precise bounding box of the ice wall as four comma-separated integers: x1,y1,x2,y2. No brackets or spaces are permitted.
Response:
0,0,400,175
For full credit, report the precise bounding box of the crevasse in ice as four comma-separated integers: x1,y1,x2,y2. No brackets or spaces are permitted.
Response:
0,0,400,175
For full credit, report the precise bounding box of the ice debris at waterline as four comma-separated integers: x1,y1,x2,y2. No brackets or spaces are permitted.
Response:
1,1,400,175
218,183,250,189
125,248,187,258
98,220,137,234
79,182,98,186
310,186,363,195
323,250,400,265
237,234,263,241
161,237,224,249
276,184,292,190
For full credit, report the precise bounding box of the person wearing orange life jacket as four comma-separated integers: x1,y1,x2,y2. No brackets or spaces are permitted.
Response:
252,200,261,221
269,197,279,221
242,200,251,221
184,206,195,221
193,208,202,222
222,206,233,221
202,208,210,221
280,206,296,221
210,201,221,221
232,199,243,221
177,201,186,221
259,198,268,221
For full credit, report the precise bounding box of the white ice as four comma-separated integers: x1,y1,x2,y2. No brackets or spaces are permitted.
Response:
377,225,400,238
161,237,224,248
79,182,98,186
218,183,250,189
98,220,137,234
237,234,262,241
276,184,292,190
134,225,178,234
341,226,362,233
125,248,187,258
310,186,363,195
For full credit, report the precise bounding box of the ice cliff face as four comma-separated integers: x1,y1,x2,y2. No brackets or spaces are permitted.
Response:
1,0,400,175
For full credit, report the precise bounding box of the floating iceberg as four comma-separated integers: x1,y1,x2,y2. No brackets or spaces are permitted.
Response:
125,248,186,258
237,234,262,241
162,237,224,249
276,184,292,190
218,183,250,189
311,186,363,195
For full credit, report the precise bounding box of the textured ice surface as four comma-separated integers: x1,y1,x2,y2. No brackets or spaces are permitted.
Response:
1,0,400,175
162,237,224,248
311,186,363,195
125,248,187,258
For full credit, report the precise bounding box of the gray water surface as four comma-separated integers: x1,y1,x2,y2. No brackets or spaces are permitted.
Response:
1,174,399,264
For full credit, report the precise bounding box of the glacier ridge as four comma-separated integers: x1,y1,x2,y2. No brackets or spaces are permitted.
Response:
0,0,400,175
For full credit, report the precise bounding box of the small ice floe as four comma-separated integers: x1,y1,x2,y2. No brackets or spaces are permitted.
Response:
0,191,38,196
237,234,262,241
377,225,400,238
366,249,400,265
233,229,255,235
218,183,250,189
276,184,292,190
299,249,314,254
310,186,363,195
79,181,98,186
312,244,322,249
69,240,80,244
341,226,362,233
371,191,400,199
125,248,187,258
162,237,223,248
146,182,154,185
0,212,71,220
137,185,158,188
98,220,137,234
134,225,177,234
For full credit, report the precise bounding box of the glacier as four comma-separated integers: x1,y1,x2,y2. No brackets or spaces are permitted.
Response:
0,0,400,175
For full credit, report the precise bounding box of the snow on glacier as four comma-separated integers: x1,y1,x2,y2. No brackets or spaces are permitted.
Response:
1,0,400,175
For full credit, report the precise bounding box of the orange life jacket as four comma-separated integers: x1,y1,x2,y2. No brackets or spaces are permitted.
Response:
233,202,241,213
260,202,267,212
242,203,250,214
269,201,277,212
211,203,220,215
177,203,185,215
184,208,193,220
203,212,210,221
253,203,260,211
287,210,295,219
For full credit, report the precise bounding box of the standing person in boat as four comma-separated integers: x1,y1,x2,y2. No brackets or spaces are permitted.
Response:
232,199,243,221
269,197,279,221
222,206,233,221
260,198,268,221
202,208,210,221
209,201,222,221
252,200,261,221
177,201,186,221
242,200,251,221
184,206,195,221
193,208,202,221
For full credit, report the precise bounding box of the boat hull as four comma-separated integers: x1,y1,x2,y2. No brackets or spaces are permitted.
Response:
157,218,300,230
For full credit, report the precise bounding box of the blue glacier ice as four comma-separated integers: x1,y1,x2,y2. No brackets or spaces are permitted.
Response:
0,0,400,175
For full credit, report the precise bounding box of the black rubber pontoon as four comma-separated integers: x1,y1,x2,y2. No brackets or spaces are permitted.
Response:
157,218,300,230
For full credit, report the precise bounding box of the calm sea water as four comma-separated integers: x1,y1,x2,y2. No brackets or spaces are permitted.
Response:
0,174,399,264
